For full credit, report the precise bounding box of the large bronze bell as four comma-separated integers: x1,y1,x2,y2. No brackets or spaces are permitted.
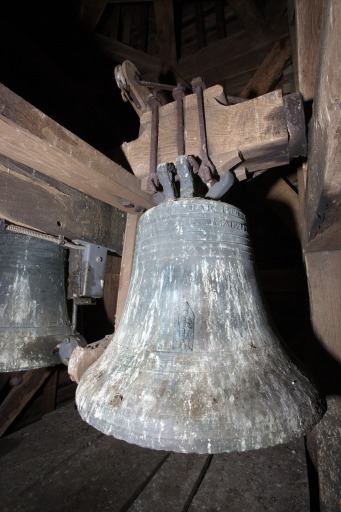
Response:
76,162,325,454
0,232,75,371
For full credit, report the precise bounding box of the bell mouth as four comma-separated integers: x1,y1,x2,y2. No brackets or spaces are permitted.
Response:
76,345,325,454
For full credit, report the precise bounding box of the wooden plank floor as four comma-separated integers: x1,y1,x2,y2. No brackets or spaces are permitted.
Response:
0,402,311,511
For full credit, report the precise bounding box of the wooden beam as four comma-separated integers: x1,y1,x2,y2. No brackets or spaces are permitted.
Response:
308,397,341,512
250,172,300,239
115,213,141,328
288,0,323,101
0,157,126,253
76,0,108,33
303,0,341,251
240,37,292,98
0,368,51,437
174,17,289,88
305,250,341,365
0,84,154,213
215,0,226,40
122,87,289,191
94,33,162,79
41,368,58,414
153,0,177,69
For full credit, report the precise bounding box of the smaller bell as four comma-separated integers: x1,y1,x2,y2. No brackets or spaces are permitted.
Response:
0,232,77,371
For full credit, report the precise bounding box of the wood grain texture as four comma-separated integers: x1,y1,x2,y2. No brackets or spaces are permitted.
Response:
0,368,51,437
240,37,292,98
115,213,142,327
76,0,108,32
0,84,154,212
122,87,289,191
288,0,323,101
153,0,177,69
303,0,341,251
305,250,341,364
0,157,126,253
174,18,289,87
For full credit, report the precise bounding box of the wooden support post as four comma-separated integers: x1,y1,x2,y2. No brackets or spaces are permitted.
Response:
225,0,266,37
153,0,177,70
122,87,289,191
240,37,292,98
174,16,289,88
0,84,154,213
288,0,323,101
307,396,341,512
305,250,341,511
298,2,341,508
94,34,162,79
115,213,142,328
103,253,122,329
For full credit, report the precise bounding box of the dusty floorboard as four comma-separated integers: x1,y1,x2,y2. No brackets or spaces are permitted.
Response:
0,402,311,511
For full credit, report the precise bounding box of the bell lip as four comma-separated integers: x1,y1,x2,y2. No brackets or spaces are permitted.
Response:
76,401,325,454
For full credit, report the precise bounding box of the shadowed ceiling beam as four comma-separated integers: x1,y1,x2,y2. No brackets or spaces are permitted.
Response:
153,0,177,70
240,37,292,98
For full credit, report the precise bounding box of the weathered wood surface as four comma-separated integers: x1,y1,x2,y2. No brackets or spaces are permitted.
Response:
288,0,323,101
0,403,312,512
240,37,292,99
250,172,300,239
94,33,162,79
0,84,154,213
303,0,341,251
153,0,177,70
0,368,51,437
0,156,126,253
175,18,289,88
122,87,289,192
115,213,142,328
76,0,108,33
